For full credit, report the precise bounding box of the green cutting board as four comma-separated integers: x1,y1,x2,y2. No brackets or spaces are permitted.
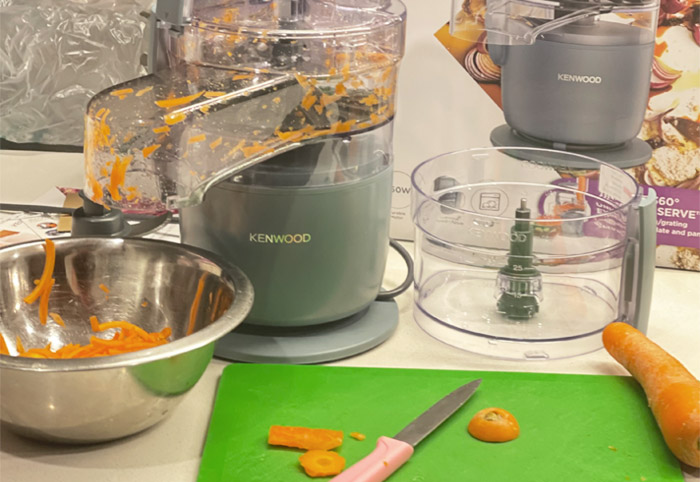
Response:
198,364,684,482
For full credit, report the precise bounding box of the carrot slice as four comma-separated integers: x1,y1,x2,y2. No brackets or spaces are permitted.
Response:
349,432,366,441
299,450,345,478
24,239,55,304
268,426,344,451
468,408,520,443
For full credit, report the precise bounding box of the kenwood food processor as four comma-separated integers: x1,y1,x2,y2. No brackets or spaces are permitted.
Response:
412,147,656,360
83,0,408,363
484,0,660,167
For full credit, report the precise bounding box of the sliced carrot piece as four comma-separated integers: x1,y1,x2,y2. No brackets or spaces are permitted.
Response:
468,407,520,443
0,333,9,355
299,450,345,478
268,425,343,451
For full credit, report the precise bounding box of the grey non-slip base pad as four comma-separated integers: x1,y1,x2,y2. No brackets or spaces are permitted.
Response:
490,124,652,169
213,299,398,364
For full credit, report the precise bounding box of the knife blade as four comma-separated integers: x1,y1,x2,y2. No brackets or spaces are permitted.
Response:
330,379,482,482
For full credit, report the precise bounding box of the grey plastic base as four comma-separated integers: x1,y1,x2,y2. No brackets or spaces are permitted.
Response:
213,300,398,364
490,125,652,169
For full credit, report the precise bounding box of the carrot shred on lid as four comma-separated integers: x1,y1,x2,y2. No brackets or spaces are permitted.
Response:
142,144,161,158
154,91,204,108
164,112,187,125
110,88,134,97
188,133,207,144
135,86,153,97
152,125,170,134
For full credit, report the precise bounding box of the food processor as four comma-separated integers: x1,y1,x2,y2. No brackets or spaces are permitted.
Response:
411,147,656,360
83,0,409,363
483,0,661,167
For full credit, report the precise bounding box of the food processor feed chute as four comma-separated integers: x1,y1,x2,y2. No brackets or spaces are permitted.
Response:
83,0,406,214
483,0,661,167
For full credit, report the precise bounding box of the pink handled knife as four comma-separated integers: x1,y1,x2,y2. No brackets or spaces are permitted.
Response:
330,379,481,482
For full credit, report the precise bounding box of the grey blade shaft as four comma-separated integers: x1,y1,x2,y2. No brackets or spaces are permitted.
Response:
394,379,482,447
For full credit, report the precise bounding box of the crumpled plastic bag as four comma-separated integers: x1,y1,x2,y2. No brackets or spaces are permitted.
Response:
0,0,154,146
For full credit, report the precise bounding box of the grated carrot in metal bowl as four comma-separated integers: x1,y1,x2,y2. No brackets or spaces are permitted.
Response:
0,239,172,359
0,319,172,359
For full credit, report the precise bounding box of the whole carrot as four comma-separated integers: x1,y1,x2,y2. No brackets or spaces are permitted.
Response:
603,322,700,468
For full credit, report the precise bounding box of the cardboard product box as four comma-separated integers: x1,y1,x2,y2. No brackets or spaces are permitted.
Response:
390,0,700,271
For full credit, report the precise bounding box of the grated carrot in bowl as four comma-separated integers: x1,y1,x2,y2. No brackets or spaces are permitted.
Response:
10,318,172,359
5,239,174,360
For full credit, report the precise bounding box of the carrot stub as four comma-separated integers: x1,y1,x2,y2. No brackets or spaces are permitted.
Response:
298,450,345,478
268,425,344,451
603,322,700,468
468,407,520,443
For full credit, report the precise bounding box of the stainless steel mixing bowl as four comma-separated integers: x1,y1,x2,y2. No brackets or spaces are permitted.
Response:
0,237,253,443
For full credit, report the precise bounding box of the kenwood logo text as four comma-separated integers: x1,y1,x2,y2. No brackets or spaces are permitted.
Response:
249,233,311,244
557,73,602,84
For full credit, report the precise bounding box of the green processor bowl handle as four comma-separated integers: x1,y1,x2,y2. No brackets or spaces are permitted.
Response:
628,188,657,334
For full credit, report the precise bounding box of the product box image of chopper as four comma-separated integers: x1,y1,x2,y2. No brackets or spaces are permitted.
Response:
390,0,700,271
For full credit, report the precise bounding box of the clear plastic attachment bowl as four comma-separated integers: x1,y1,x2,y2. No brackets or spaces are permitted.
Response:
411,147,656,360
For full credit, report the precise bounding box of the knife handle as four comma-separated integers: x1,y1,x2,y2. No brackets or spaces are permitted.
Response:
330,436,414,482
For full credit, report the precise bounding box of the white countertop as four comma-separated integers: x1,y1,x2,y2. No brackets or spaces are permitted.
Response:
1,151,699,481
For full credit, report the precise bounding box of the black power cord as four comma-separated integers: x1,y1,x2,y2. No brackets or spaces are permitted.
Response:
376,239,414,301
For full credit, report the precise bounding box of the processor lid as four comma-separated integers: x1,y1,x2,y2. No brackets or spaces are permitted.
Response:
83,1,406,214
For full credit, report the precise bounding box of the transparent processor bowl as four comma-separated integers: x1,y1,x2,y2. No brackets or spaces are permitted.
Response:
411,147,646,360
